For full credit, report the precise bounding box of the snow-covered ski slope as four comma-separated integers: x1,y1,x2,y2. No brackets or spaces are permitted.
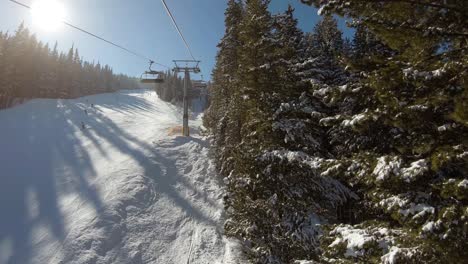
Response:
0,90,242,264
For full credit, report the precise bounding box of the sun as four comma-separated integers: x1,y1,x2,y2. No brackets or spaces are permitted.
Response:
31,0,66,31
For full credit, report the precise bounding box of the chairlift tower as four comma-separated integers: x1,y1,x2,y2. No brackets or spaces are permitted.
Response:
173,60,201,137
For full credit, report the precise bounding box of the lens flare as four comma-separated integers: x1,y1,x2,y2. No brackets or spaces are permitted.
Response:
31,0,66,31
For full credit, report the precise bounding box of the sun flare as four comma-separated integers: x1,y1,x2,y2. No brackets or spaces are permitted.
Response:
31,0,66,31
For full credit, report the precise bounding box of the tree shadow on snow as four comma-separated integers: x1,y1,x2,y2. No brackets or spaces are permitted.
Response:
83,111,218,226
91,92,163,118
0,91,212,264
0,100,103,264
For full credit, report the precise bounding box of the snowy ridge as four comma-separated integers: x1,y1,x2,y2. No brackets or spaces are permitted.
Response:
0,90,242,264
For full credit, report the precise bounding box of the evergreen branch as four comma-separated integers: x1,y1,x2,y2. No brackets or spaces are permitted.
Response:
301,0,467,15
369,0,462,12
361,16,468,39
416,48,466,66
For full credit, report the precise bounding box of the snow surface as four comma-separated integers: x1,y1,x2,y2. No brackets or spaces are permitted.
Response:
373,157,427,183
373,156,401,182
399,203,435,220
401,159,427,183
341,113,366,127
458,179,468,189
379,196,408,211
0,90,243,264
381,246,417,264
317,5,326,16
421,220,439,234
294,261,317,264
329,226,393,258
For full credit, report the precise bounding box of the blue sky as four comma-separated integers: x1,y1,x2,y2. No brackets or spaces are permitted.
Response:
0,0,354,80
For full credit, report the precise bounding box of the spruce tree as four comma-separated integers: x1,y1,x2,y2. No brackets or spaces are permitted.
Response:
208,0,467,262
0,32,9,107
7,23,31,99
217,2,356,263
204,0,243,176
312,15,343,57
272,5,306,97
0,24,141,107
299,16,347,86
300,0,468,262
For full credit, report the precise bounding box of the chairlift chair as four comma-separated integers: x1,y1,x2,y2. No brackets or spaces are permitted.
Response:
140,61,164,84
192,80,207,89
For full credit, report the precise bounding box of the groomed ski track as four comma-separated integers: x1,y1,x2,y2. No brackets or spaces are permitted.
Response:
0,89,242,264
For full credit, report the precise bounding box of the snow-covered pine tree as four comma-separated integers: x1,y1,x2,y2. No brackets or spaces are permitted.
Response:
271,4,306,98
204,0,243,176
352,24,374,61
103,65,114,93
0,31,10,107
340,37,353,61
0,24,140,105
300,0,468,262
222,0,295,261
214,2,356,263
48,42,61,98
35,43,49,98
71,48,83,97
348,23,394,73
159,70,173,102
298,15,347,86
312,15,343,57
7,23,33,99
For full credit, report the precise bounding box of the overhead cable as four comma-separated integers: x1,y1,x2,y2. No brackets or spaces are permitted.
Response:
7,0,170,68
160,0,196,61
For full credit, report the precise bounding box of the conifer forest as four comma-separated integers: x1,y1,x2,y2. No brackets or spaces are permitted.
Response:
0,23,141,109
204,0,467,263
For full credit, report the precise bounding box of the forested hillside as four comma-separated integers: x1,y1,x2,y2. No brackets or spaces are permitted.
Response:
153,70,185,103
0,23,140,109
204,0,467,263
155,70,209,105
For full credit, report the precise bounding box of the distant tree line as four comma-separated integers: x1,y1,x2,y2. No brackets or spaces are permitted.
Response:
154,70,185,103
0,23,141,109
154,70,209,109
205,0,467,263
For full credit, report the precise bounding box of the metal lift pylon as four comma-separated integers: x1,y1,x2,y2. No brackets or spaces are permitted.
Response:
172,60,201,137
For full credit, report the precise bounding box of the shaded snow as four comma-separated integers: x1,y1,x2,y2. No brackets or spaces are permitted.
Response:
329,226,394,258
0,90,242,264
379,196,408,211
407,105,428,111
379,195,434,220
373,157,427,183
261,150,324,170
329,227,371,257
294,261,318,264
317,5,326,16
381,246,400,264
437,123,456,132
381,246,417,264
421,220,440,234
403,67,446,80
401,159,427,183
341,113,366,127
373,156,402,182
272,119,319,146
458,179,468,189
319,115,342,126
399,203,435,220
457,151,468,159
313,86,331,97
